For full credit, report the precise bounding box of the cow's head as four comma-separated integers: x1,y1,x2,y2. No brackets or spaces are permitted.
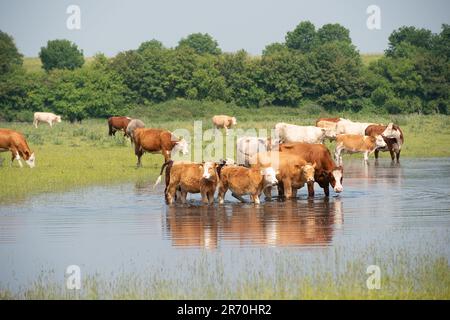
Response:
329,166,343,193
261,166,278,186
382,123,400,139
201,162,217,181
174,139,189,155
375,135,387,148
25,152,35,168
231,117,237,126
301,162,316,184
56,116,62,123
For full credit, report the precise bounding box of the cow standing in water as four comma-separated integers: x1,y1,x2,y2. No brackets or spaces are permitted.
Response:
365,123,404,163
0,129,35,168
334,134,387,165
108,116,132,137
279,142,343,197
33,112,62,128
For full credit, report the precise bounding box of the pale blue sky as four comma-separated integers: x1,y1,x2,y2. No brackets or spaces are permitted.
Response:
0,0,449,57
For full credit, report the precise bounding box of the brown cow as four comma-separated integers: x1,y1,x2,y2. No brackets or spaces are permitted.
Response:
0,129,35,168
217,164,278,204
252,151,316,200
335,134,387,166
279,142,343,197
133,128,189,168
163,161,219,205
212,115,237,135
365,123,404,163
108,116,132,137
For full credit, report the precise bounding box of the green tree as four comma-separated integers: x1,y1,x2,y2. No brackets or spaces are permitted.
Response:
262,42,289,56
0,30,23,74
137,39,164,53
177,33,221,55
39,39,84,71
285,21,317,53
386,26,434,57
317,23,351,45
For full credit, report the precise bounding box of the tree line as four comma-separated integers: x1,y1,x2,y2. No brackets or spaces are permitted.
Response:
0,21,448,122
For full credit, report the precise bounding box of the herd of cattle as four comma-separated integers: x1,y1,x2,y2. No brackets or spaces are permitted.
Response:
0,112,404,205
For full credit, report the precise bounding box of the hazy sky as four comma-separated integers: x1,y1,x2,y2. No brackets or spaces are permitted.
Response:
0,0,449,57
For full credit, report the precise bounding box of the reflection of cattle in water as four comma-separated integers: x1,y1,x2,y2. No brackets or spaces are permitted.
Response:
164,199,343,248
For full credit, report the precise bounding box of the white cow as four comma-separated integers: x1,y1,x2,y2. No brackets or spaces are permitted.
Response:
335,118,377,135
33,112,62,128
236,136,280,166
274,122,335,144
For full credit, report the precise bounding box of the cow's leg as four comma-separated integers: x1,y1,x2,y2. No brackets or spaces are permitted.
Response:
375,149,379,159
218,183,227,204
292,187,298,199
207,190,215,205
224,126,229,136
33,119,38,128
264,186,272,201
48,120,53,128
283,180,292,200
135,146,143,167
334,148,341,166
201,190,209,204
307,182,315,198
13,151,23,168
252,194,261,204
396,150,401,163
323,184,330,197
181,191,188,204
389,149,395,162
277,182,285,198
166,184,177,205
231,193,246,203
363,151,369,163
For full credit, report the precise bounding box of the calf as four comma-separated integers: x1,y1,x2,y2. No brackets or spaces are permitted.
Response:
335,134,387,166
108,116,132,137
133,128,189,167
164,161,219,205
253,151,316,200
126,119,145,145
0,129,35,168
218,164,278,204
365,123,404,163
212,115,237,135
275,122,335,144
279,142,343,197
33,112,61,128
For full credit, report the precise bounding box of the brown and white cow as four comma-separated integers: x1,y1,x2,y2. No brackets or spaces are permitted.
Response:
108,116,132,137
212,115,237,135
365,123,404,163
217,164,278,204
0,129,35,168
33,112,62,128
162,160,219,205
335,134,387,166
133,128,189,168
279,142,343,197
252,151,316,200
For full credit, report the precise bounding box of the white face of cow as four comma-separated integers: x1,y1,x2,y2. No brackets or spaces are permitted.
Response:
26,152,35,168
375,135,387,148
302,163,316,183
174,139,189,155
332,169,343,193
202,162,216,180
56,116,62,123
261,167,278,186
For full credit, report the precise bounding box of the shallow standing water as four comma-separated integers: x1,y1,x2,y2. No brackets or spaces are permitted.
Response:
0,158,449,291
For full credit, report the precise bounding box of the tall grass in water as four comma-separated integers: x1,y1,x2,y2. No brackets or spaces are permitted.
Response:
0,249,448,299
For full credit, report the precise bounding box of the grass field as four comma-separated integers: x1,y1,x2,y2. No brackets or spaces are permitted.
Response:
1,248,448,299
1,103,449,203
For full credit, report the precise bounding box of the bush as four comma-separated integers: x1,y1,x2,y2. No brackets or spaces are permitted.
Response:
39,39,84,71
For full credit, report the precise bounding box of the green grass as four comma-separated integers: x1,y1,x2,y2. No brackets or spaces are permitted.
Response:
22,57,95,73
361,53,383,66
1,249,448,299
1,107,449,204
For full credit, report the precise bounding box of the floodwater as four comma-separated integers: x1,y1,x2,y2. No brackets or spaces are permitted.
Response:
0,158,449,289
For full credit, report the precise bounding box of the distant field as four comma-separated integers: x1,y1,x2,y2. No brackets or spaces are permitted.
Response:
22,57,95,73
22,54,383,72
361,53,383,65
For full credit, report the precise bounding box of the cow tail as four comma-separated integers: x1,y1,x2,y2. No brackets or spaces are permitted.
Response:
153,160,173,189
